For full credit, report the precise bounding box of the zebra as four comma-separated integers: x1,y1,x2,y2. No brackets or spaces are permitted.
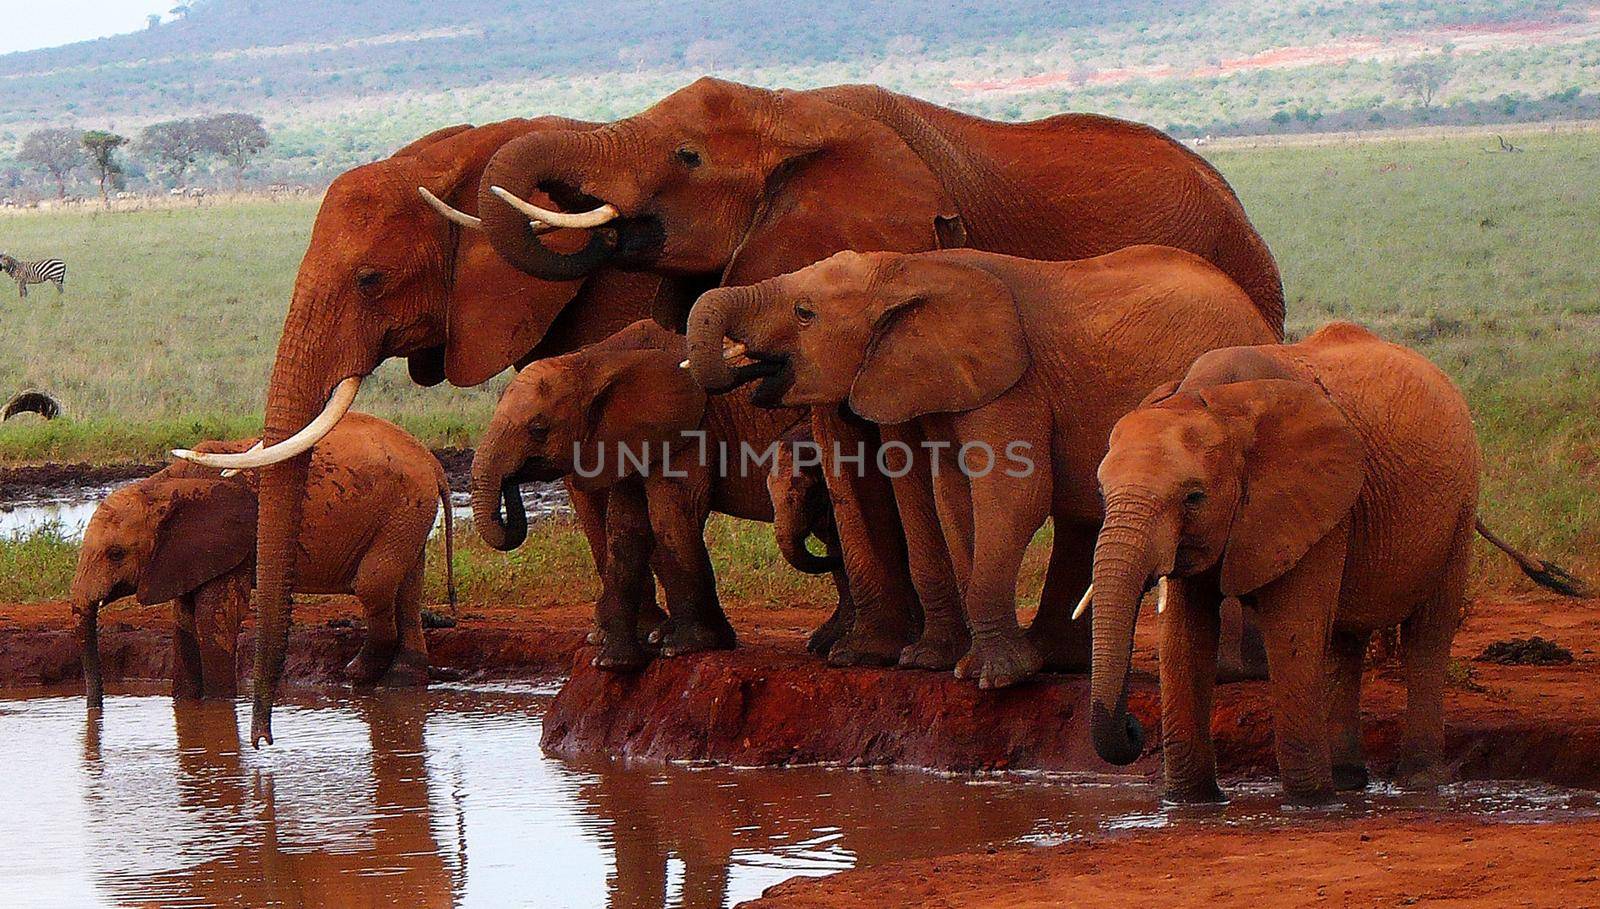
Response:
0,253,67,299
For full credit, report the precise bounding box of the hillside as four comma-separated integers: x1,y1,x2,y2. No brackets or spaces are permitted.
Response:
0,0,1595,190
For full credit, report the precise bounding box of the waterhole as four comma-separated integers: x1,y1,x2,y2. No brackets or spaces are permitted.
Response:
1,685,1595,908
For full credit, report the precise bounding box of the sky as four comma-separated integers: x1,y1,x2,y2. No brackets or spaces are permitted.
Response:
0,0,172,56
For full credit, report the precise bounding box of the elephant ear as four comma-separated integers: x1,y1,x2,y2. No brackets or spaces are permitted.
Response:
585,350,707,456
1180,344,1303,391
848,255,1029,424
137,480,258,605
1204,379,1365,597
407,119,591,387
722,95,957,286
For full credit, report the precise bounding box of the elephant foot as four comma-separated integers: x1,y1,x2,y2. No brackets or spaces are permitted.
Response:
954,628,1044,690
171,675,205,701
1282,785,1338,807
345,641,399,686
1025,616,1090,674
651,617,737,658
826,628,911,668
593,635,653,672
898,630,969,671
1332,762,1370,792
585,604,670,647
376,648,430,688
1392,754,1446,791
806,605,854,657
1161,781,1229,806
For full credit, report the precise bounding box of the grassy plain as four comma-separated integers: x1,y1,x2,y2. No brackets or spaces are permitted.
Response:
1,127,1596,601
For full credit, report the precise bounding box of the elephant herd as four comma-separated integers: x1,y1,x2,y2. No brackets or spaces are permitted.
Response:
76,77,1581,805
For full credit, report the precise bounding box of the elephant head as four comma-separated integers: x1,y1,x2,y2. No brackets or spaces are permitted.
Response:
172,118,665,746
471,320,707,549
70,477,257,709
768,425,843,575
1086,377,1364,765
476,78,958,288
684,250,1029,423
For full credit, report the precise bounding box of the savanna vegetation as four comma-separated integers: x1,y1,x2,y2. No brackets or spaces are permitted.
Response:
0,125,1595,603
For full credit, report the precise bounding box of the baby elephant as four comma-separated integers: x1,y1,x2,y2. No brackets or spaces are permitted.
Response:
71,413,454,707
685,246,1280,688
1088,322,1582,803
471,319,843,671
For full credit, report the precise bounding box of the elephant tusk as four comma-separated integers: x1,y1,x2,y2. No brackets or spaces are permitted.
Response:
1072,583,1093,620
219,442,263,477
417,187,484,231
489,185,618,229
1155,576,1169,614
679,342,749,370
173,377,360,469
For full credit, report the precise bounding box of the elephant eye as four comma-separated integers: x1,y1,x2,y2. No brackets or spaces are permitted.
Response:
105,545,126,564
355,267,385,296
794,305,816,326
1184,489,1207,508
674,146,703,169
528,420,550,440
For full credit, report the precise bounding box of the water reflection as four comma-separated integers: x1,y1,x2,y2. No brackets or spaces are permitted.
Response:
0,687,1594,909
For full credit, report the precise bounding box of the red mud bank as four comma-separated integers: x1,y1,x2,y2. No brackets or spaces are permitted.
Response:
746,815,1600,908
3,592,1599,789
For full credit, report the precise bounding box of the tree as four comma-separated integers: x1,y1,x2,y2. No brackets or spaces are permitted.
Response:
147,13,162,28
81,130,127,205
18,128,82,198
196,113,269,190
138,119,205,187
1393,56,1455,109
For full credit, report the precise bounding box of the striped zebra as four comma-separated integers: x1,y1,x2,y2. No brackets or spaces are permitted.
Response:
0,253,67,299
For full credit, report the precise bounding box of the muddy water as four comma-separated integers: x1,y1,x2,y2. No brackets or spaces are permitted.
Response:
0,482,571,542
2,686,1596,909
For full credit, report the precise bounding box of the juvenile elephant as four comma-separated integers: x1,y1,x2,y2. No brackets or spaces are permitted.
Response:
684,245,1280,688
471,320,843,670
476,77,1286,672
1087,322,1584,803
71,413,453,707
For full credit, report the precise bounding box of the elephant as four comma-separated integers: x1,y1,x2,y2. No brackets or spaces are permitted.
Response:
473,77,1286,672
168,117,718,746
683,245,1280,689
470,319,842,670
73,412,453,708
1086,321,1586,804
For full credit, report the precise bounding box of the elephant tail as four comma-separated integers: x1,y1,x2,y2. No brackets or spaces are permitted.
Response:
439,480,457,615
1476,517,1591,597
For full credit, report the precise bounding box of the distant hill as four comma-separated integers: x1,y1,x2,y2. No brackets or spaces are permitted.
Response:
0,0,1594,193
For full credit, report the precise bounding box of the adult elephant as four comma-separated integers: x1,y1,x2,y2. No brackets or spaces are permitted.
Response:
474,77,1285,669
176,118,697,747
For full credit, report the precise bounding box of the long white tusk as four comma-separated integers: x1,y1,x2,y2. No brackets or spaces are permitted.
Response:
219,442,263,477
679,342,749,370
417,187,484,231
489,185,618,229
1155,576,1169,614
1072,583,1093,620
173,377,360,470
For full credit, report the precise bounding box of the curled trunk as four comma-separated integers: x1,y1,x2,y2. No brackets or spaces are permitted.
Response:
1089,499,1160,766
477,130,615,281
775,519,841,575
685,284,763,392
470,426,529,552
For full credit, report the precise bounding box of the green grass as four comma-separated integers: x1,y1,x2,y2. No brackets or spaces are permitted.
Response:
1,127,1597,601
0,525,79,602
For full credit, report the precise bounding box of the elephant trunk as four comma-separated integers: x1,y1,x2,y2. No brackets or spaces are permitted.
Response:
685,284,766,392
1089,494,1163,766
478,129,616,281
470,424,529,552
76,598,103,710
774,501,840,575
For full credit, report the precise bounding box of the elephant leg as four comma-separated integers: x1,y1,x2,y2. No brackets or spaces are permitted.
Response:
809,553,857,657
1026,523,1095,673
171,594,206,701
1328,626,1372,791
1216,595,1270,682
642,476,736,658
885,428,967,671
378,559,430,688
571,481,664,646
348,555,406,686
1396,521,1469,789
950,463,1047,690
815,411,923,667
1158,578,1226,803
1252,529,1346,804
192,571,249,698
594,482,655,672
